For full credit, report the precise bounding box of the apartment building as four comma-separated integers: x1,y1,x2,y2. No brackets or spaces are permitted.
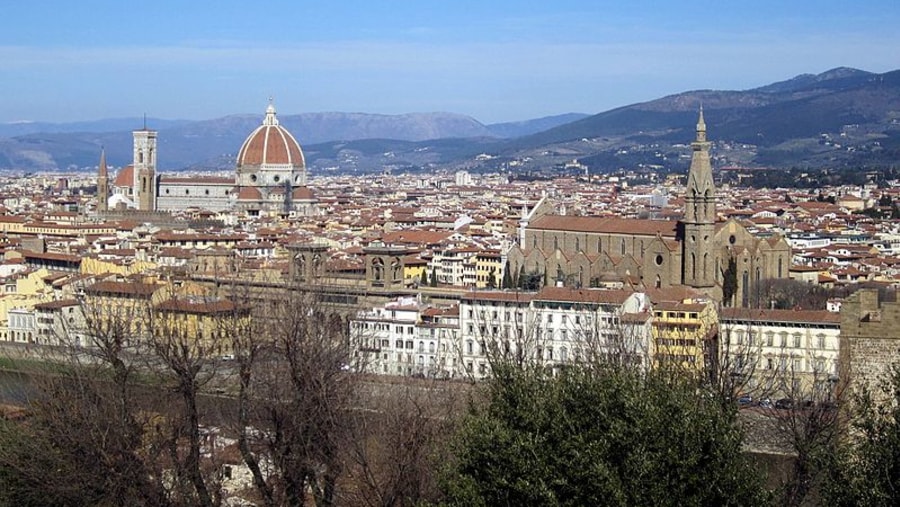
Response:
719,308,841,396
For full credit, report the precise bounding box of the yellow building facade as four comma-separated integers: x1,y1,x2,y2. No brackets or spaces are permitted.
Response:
652,300,718,372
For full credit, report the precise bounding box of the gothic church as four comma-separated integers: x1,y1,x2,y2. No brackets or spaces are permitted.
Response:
506,109,791,306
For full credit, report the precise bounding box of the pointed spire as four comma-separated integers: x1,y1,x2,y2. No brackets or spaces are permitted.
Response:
696,105,707,142
97,147,109,213
98,147,108,177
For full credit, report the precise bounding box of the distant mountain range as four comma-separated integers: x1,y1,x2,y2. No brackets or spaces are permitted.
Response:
2,67,898,173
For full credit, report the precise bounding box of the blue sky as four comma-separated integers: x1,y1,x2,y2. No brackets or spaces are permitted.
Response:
1,0,898,124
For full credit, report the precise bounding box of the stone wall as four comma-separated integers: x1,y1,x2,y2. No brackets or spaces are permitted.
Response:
841,289,900,399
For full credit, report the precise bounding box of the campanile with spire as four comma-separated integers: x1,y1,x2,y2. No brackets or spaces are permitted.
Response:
682,107,717,289
96,148,109,213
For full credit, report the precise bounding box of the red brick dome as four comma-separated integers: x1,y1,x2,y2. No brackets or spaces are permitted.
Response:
236,104,305,168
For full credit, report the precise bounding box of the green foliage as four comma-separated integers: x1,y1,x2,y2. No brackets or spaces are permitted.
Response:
440,365,768,506
430,266,438,287
518,271,544,291
821,366,900,506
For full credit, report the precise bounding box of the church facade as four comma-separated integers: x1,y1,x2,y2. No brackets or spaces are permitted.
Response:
507,110,792,307
99,102,318,217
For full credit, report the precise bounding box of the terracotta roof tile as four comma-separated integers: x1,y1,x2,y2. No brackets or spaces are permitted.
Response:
529,215,678,237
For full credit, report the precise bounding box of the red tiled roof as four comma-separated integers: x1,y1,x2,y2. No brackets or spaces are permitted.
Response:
529,215,678,237
293,186,315,200
237,119,305,167
34,299,80,310
83,281,160,297
382,230,453,246
113,165,134,187
461,291,535,303
155,298,241,315
236,187,263,200
534,287,634,305
720,308,841,325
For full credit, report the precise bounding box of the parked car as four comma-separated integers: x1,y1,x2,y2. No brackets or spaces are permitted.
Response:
758,398,773,409
738,394,754,406
775,398,794,410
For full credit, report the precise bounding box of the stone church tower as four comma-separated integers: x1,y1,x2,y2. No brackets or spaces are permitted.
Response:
133,128,158,212
682,108,716,290
96,148,109,213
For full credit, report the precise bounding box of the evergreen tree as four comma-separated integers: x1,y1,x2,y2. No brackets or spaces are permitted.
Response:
430,266,438,287
822,366,900,506
501,261,513,289
441,365,768,506
722,256,738,307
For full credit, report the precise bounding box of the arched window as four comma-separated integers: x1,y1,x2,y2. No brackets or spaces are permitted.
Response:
372,258,384,281
575,237,580,252
621,239,626,255
741,271,750,307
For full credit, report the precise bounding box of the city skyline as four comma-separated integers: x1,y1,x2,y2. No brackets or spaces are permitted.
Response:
2,0,899,124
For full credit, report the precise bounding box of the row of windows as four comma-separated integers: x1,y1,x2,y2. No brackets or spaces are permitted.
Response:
533,235,631,256
654,311,700,319
658,338,697,348
730,329,831,350
354,322,416,334
163,188,215,196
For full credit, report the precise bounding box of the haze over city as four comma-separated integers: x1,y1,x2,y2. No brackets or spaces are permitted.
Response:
2,0,899,124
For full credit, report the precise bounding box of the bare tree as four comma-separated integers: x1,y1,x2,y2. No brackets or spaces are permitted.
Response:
143,294,234,507
344,377,461,507
0,281,172,506
227,285,355,507
766,358,842,506
716,305,844,506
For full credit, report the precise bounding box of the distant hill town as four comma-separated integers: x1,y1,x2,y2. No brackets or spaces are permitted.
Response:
1,67,898,173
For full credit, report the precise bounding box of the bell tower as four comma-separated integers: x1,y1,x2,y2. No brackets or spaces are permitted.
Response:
682,107,716,288
97,148,109,213
133,126,158,212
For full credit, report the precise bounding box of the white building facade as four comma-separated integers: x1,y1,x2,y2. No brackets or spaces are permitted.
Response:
719,308,842,396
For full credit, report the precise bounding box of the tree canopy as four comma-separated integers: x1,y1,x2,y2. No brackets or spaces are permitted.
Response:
440,364,769,506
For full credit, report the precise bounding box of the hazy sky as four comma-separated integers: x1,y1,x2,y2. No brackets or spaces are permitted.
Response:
2,0,898,124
